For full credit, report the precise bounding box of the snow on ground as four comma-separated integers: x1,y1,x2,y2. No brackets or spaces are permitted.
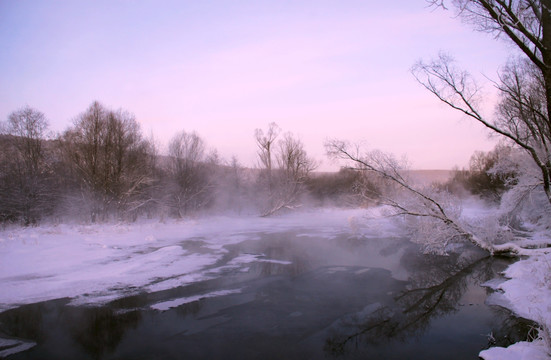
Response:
481,250,551,359
0,208,378,313
459,198,551,359
480,340,549,360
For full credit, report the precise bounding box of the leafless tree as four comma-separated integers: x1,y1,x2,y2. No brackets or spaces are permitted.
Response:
165,131,214,217
0,106,54,224
4,106,49,174
254,122,280,197
255,124,317,216
415,1,551,206
269,132,318,213
61,101,153,221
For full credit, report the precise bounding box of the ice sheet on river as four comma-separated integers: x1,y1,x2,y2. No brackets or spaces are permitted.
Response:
151,289,243,311
0,208,396,313
0,337,36,358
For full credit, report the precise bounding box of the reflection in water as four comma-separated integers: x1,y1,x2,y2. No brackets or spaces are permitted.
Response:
0,231,533,359
323,254,534,358
0,300,50,342
65,307,142,359
0,301,142,360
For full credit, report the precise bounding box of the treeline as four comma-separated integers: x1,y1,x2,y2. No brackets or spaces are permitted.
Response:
1,101,509,225
441,144,517,202
0,102,370,225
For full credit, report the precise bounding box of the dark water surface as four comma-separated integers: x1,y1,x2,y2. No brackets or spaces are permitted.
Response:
0,231,532,359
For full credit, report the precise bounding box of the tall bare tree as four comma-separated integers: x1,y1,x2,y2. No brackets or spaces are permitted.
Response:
61,101,153,221
4,106,49,174
165,131,214,217
254,122,280,197
415,1,551,205
255,124,317,216
0,106,53,224
271,132,318,210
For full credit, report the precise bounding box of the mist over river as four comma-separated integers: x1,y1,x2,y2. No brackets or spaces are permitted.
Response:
0,211,532,359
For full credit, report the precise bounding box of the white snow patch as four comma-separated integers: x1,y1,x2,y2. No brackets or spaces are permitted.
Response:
480,340,549,360
151,289,242,311
228,253,261,266
258,258,292,265
481,251,551,359
482,278,506,291
146,272,213,293
485,292,515,311
498,254,551,324
0,337,36,358
228,253,292,266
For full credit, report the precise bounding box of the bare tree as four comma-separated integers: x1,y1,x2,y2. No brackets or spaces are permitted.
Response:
254,122,280,197
61,101,153,221
271,132,318,212
0,106,54,224
4,106,49,174
255,124,317,216
416,1,551,206
165,131,214,217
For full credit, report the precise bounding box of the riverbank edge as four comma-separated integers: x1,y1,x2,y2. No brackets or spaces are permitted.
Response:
479,251,551,360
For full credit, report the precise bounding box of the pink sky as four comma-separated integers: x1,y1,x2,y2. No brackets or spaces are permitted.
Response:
0,1,514,170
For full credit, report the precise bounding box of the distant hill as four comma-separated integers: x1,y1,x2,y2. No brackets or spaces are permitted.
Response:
406,170,453,185
311,169,453,185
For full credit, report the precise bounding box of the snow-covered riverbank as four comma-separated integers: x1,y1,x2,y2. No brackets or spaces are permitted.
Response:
0,207,549,358
480,249,551,359
461,201,551,359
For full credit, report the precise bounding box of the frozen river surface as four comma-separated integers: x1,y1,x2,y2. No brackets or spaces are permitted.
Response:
0,209,531,359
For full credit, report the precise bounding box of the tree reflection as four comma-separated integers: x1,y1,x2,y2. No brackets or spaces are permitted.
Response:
65,307,142,359
324,252,511,357
0,300,57,342
0,299,144,359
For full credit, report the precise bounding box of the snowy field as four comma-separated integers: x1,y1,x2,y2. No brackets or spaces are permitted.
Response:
0,207,550,359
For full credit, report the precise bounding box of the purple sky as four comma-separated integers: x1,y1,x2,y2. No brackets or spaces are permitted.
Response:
0,1,514,170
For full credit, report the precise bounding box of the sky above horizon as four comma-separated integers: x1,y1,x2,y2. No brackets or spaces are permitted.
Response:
0,1,515,171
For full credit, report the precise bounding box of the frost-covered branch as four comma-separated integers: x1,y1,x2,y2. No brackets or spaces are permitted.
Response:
325,139,526,255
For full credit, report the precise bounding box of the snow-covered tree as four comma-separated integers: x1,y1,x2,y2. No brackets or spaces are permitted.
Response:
325,140,527,255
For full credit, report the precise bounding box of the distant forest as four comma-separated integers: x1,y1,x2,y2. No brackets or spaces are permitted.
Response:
0,102,505,225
